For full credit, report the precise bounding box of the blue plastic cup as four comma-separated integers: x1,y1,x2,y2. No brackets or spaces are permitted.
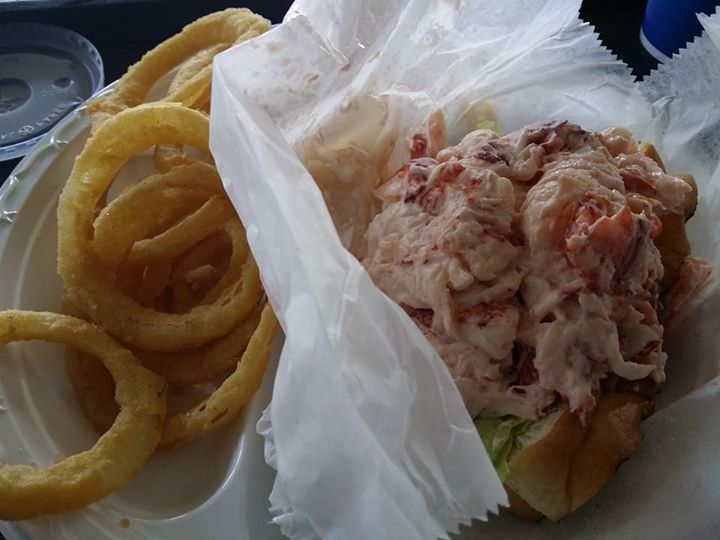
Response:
641,0,719,61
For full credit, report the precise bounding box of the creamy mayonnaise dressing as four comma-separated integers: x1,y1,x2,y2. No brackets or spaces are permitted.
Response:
363,121,692,420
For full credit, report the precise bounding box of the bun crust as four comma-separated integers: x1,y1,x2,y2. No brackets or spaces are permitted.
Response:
506,486,543,521
504,406,585,521
506,393,650,521
568,393,651,513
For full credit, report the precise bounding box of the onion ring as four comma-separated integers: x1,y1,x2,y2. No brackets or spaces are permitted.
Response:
140,304,263,388
171,278,196,315
0,311,165,520
87,8,270,129
65,346,120,435
64,303,276,452
171,231,231,312
168,43,231,96
159,304,278,450
196,221,252,306
151,41,232,172
127,195,235,263
136,260,174,305
95,188,209,268
63,296,262,389
93,161,223,267
154,42,229,173
136,219,248,316
58,103,263,351
172,264,222,313
154,144,195,173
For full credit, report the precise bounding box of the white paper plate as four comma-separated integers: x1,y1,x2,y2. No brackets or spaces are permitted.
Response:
0,91,284,540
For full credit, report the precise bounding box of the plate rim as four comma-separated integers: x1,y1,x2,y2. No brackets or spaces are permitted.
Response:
0,84,284,540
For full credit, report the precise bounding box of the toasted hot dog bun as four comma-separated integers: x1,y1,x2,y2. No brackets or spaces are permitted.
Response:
505,487,543,521
567,393,652,513
505,393,650,521
504,406,585,520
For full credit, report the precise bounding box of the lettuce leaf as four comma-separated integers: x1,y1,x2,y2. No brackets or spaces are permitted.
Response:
474,120,502,134
474,416,531,481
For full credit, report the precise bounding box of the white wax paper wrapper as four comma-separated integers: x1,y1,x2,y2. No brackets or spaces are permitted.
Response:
209,1,720,538
210,92,503,540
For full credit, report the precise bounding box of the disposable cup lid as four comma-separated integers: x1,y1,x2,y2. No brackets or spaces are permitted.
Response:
0,23,104,162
